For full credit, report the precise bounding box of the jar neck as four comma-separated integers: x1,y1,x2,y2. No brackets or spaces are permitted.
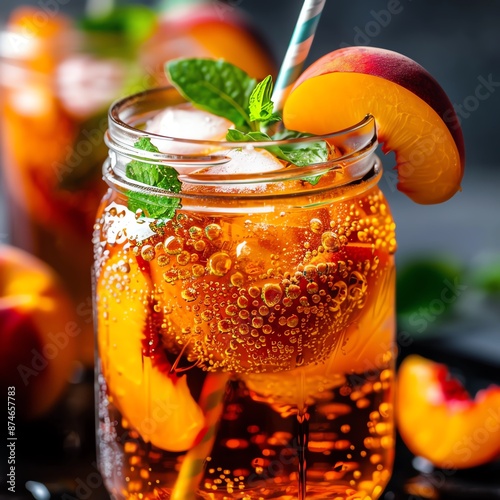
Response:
104,87,381,203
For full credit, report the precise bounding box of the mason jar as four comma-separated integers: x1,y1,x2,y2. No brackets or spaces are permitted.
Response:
94,86,396,500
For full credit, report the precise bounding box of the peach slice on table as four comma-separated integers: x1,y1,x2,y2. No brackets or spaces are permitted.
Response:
396,354,500,469
0,244,78,419
96,248,205,452
283,46,465,205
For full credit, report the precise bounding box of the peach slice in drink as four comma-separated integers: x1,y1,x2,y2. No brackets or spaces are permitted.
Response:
242,241,395,406
148,205,392,374
96,243,205,452
283,46,465,204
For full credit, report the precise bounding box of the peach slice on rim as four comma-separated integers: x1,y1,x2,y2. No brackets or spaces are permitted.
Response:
283,46,465,204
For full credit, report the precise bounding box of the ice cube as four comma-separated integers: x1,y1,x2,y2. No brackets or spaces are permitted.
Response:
145,103,233,155
185,147,285,193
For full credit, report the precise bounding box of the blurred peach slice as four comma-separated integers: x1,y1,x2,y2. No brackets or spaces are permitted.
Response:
396,355,500,469
0,244,77,419
142,3,276,83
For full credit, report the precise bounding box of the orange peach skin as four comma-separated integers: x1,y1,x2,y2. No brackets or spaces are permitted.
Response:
396,355,500,469
0,245,78,419
283,46,465,205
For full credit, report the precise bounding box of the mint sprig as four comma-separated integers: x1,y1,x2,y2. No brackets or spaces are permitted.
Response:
165,58,282,132
166,58,329,184
125,59,328,207
126,138,181,219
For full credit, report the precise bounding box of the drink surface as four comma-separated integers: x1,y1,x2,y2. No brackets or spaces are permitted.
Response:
94,168,396,499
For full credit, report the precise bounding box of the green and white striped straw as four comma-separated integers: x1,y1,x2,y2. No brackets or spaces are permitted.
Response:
272,0,326,112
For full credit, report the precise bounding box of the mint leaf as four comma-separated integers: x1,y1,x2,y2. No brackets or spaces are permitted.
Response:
280,139,328,186
166,58,256,131
277,131,329,166
132,137,159,153
274,130,329,185
226,129,271,142
470,253,500,295
396,257,463,336
248,75,281,125
126,138,181,219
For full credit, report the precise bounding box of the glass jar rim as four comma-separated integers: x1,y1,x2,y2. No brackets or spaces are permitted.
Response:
105,86,379,187
107,86,377,151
